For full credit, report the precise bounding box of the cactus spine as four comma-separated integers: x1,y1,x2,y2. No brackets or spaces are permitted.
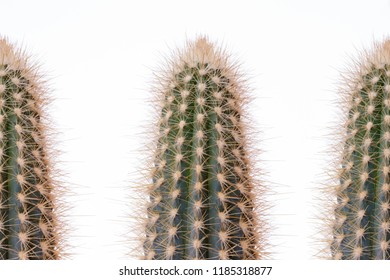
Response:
331,39,390,259
142,37,265,260
0,38,62,259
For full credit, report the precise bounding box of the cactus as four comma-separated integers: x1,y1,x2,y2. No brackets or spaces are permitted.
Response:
0,38,62,259
141,37,265,260
331,39,390,259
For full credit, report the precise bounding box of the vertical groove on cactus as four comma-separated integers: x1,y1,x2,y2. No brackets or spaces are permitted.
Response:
141,37,266,260
0,38,63,259
331,39,390,260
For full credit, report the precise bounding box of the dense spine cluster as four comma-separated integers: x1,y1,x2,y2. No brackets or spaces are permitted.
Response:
331,40,390,259
0,38,61,259
142,37,264,260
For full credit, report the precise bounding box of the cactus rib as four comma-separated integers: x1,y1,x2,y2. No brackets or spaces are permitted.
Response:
142,37,265,260
331,39,390,260
0,38,62,260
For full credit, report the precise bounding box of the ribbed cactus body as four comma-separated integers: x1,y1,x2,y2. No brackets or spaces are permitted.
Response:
0,39,60,259
332,40,390,260
142,38,262,260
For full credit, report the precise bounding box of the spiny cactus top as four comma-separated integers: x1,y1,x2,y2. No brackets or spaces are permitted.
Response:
331,40,390,260
0,38,62,259
142,37,266,260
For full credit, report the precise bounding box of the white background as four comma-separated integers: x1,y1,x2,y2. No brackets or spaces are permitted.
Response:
1,0,390,260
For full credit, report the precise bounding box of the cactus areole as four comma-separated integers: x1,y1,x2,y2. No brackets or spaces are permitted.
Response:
143,37,263,260
332,40,390,260
0,39,61,260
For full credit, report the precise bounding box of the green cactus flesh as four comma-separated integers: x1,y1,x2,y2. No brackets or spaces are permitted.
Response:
332,42,390,259
143,38,261,260
0,39,60,260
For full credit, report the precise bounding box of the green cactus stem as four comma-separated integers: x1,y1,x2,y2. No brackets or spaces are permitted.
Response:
0,38,62,259
331,39,390,260
142,37,265,260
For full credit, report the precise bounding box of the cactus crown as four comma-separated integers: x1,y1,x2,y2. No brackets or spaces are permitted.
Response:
140,37,266,260
330,39,390,260
0,38,63,259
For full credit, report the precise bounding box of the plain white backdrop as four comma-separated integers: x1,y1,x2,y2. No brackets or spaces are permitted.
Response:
2,0,390,260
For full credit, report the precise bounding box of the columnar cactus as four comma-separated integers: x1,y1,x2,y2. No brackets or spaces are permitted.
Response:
331,39,390,259
142,37,265,260
0,38,62,259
